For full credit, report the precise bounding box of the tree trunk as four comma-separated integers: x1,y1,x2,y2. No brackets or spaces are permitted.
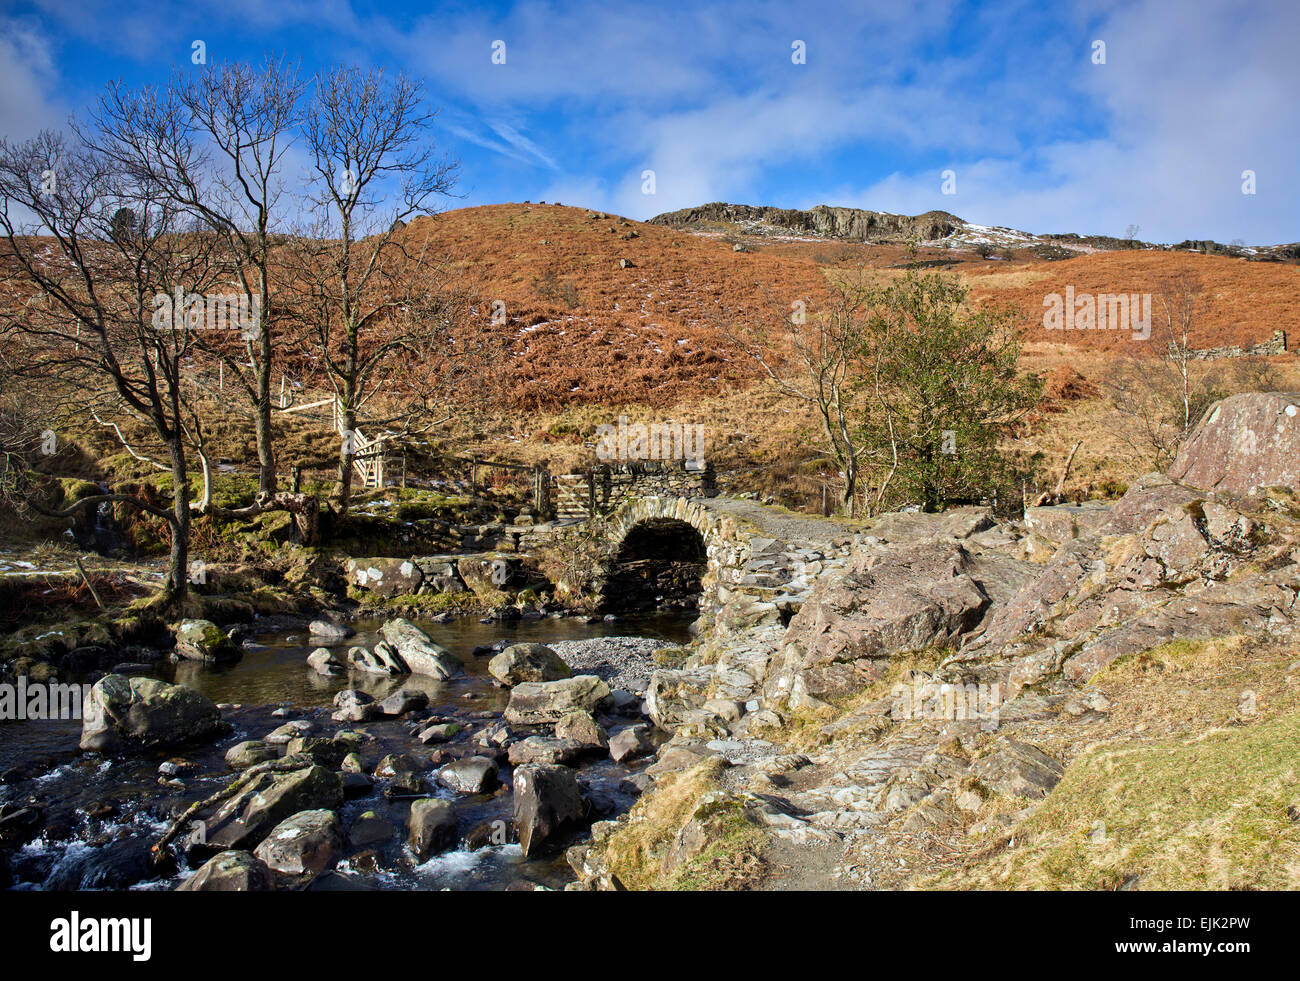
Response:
164,440,191,612
254,320,277,495
337,406,356,517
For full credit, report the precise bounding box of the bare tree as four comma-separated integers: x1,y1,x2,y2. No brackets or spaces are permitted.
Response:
0,131,226,607
1104,273,1214,469
287,66,462,514
729,273,874,513
88,60,305,496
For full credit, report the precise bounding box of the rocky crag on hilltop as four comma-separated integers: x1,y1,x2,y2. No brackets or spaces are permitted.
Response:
648,202,962,243
570,391,1300,890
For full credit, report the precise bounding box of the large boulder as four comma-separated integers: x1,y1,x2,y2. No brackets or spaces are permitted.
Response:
767,543,991,703
513,764,585,858
253,809,342,875
346,557,424,598
201,764,343,853
504,675,612,725
379,619,463,679
80,675,224,754
177,850,274,891
408,799,457,860
1168,392,1300,495
174,619,242,663
488,643,571,686
437,756,500,795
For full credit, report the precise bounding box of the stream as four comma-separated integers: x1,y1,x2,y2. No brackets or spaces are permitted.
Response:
0,611,695,892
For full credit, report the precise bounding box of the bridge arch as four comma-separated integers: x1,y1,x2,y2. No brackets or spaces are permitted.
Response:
598,497,737,615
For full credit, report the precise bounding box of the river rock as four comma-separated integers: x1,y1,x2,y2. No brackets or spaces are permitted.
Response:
513,764,584,858
178,850,274,891
555,709,607,750
80,675,224,754
309,619,355,641
253,809,342,875
507,736,585,766
347,643,406,676
608,724,655,763
504,675,612,725
332,689,380,723
348,811,395,848
408,799,457,860
265,719,313,744
202,764,343,852
488,643,571,686
378,688,430,717
285,736,349,767
307,647,346,677
438,756,500,795
225,740,278,770
174,619,243,663
379,619,463,679
417,722,462,744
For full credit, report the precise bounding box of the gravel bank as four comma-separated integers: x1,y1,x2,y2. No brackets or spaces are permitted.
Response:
548,635,666,694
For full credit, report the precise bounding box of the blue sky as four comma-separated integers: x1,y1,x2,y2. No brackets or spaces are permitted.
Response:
2,0,1295,243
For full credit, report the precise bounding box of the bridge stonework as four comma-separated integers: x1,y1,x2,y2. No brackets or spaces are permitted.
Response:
602,496,748,621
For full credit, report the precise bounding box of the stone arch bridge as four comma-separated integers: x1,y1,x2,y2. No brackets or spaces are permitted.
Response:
592,496,859,625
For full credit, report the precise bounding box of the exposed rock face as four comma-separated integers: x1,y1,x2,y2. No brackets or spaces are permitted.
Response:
969,740,1063,799
1168,391,1300,495
1024,504,1113,545
767,544,992,704
504,675,612,725
379,619,463,679
178,850,274,891
488,643,571,686
253,809,342,875
648,202,962,243
80,675,224,754
513,763,585,857
174,619,242,663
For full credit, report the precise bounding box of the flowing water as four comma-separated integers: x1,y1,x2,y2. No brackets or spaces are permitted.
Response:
0,611,694,892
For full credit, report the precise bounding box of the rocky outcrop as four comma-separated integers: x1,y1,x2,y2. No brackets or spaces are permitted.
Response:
766,544,992,704
80,675,224,754
648,202,962,243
